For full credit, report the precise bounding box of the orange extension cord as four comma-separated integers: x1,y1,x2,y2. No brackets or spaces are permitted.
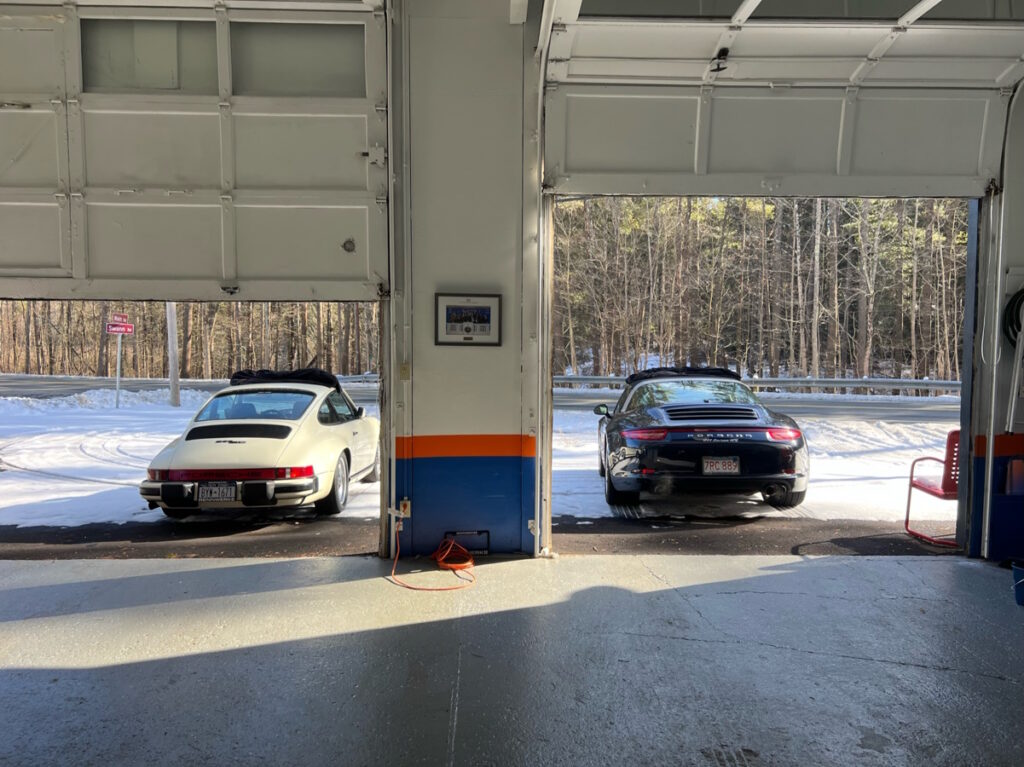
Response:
389,531,476,591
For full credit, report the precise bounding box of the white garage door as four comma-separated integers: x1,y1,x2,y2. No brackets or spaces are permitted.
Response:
543,0,1024,197
0,1,387,301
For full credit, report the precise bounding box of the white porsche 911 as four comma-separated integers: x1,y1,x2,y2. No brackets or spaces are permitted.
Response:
139,369,380,519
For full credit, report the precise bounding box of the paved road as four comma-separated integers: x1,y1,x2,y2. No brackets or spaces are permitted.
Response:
0,374,960,422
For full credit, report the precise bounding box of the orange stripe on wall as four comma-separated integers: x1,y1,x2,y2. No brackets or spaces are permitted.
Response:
975,433,1024,458
396,434,536,459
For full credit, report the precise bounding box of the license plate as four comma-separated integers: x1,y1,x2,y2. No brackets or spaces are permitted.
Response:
703,456,740,475
197,481,236,502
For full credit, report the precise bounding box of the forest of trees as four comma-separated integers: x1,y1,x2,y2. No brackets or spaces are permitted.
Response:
0,301,381,379
553,197,969,380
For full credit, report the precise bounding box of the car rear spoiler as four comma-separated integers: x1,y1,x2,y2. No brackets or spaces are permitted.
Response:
625,366,742,385
229,367,341,392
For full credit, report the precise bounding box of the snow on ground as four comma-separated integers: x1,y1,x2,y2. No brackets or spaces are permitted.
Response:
0,388,957,528
0,389,380,527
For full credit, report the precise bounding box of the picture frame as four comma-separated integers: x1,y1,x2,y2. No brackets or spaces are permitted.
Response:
434,293,502,346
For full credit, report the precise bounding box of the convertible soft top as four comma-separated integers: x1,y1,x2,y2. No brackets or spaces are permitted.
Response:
624,366,742,385
229,368,341,392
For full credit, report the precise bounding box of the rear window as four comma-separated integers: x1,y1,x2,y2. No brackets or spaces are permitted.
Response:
626,380,759,412
195,390,315,421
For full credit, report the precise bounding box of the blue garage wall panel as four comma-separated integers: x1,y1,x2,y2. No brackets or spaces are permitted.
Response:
395,455,533,555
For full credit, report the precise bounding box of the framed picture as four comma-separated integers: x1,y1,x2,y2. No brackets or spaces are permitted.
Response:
435,293,501,346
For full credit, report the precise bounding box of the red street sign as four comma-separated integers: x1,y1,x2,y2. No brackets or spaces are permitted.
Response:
110,312,129,323
106,322,134,335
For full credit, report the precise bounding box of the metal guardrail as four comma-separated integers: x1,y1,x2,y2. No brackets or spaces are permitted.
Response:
552,375,961,393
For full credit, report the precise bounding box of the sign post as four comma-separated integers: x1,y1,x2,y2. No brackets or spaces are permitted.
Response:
105,317,134,408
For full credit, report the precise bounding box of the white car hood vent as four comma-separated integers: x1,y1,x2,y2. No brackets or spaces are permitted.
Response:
186,424,293,441
663,406,759,421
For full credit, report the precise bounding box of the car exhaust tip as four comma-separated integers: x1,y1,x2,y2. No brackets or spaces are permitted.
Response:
762,484,787,502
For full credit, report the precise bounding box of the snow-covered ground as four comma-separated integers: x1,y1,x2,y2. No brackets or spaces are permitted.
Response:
0,389,957,527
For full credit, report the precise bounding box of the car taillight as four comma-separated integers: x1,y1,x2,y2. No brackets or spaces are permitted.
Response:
275,465,314,479
766,428,801,442
147,469,165,480
622,428,668,441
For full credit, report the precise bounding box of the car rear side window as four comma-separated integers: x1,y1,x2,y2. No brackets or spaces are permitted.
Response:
195,390,315,421
328,392,355,420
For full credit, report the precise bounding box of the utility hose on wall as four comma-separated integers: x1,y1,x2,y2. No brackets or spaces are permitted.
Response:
1004,286,1024,347
1005,287,1024,433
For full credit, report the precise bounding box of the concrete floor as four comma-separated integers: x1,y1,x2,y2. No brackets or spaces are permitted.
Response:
0,555,1021,767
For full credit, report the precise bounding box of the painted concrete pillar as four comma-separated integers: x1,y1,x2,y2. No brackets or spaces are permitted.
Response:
393,0,540,555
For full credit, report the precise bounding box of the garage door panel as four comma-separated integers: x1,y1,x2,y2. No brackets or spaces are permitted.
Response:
708,96,841,174
234,114,369,190
0,7,387,301
724,59,860,83
868,59,1013,86
548,83,1008,196
561,92,697,174
0,26,64,96
0,203,68,273
234,203,378,282
86,203,222,279
850,94,991,177
83,110,221,188
0,111,62,187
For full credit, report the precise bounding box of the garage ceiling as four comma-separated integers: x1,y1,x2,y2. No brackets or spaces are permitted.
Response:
543,0,1024,196
0,0,387,301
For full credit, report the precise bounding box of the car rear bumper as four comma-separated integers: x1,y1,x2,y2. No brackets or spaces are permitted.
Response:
614,474,808,496
139,477,319,510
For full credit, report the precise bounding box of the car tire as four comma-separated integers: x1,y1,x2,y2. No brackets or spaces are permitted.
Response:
315,452,349,516
765,488,806,509
162,508,192,520
603,462,639,506
598,449,606,477
362,446,381,483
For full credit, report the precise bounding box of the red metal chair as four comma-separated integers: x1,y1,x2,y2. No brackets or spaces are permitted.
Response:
905,429,960,547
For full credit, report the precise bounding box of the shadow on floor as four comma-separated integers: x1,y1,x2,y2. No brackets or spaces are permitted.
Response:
0,555,1018,766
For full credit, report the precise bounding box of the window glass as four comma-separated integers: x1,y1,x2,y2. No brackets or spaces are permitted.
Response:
626,380,759,412
230,23,365,97
317,401,336,425
195,390,314,421
82,20,217,94
328,392,354,420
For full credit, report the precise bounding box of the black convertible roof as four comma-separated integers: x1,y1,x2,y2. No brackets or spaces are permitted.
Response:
229,368,341,392
625,366,742,385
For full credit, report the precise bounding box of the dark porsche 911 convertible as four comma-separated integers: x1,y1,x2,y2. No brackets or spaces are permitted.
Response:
595,367,808,508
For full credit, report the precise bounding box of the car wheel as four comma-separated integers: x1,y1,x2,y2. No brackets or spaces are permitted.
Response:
603,461,639,506
315,452,349,516
764,487,806,509
362,446,381,483
162,508,192,520
598,448,606,477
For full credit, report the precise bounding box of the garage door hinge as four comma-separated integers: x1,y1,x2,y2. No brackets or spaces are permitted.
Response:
377,283,390,299
375,194,388,206
362,145,387,166
375,102,388,115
